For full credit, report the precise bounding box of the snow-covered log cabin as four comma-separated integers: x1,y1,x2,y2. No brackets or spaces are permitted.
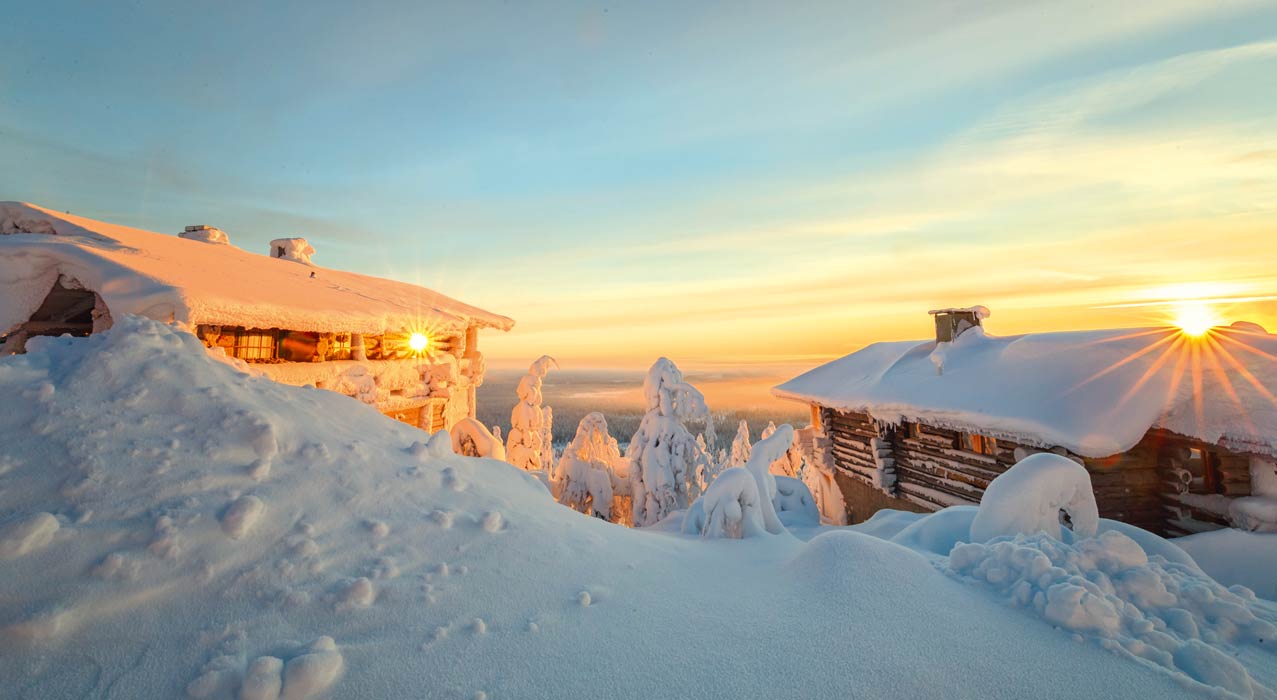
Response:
0,202,514,431
774,307,1277,536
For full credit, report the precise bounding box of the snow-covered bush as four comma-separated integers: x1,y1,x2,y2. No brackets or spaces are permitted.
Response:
506,355,557,471
774,475,819,527
969,452,1099,542
451,417,506,460
552,412,629,522
684,424,801,538
627,358,711,527
761,420,803,477
683,468,767,538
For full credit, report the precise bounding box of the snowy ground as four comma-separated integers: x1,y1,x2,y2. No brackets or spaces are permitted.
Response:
1,318,1273,699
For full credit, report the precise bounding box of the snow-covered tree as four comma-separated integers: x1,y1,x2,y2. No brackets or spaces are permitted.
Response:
702,415,718,454
692,433,721,497
542,406,556,468
627,358,712,527
729,419,752,467
683,424,797,538
451,417,506,460
761,421,803,477
552,412,629,522
506,355,557,471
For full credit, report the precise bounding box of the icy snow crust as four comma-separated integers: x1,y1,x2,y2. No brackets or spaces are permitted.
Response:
0,318,1268,699
0,202,514,336
774,324,1277,458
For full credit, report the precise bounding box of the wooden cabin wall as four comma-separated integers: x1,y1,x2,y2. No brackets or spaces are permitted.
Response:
818,406,1255,536
1141,429,1253,537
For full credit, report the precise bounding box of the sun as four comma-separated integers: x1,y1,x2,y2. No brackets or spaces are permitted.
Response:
1172,301,1219,337
408,332,430,353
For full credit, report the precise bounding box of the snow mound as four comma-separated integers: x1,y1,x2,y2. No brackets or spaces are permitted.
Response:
950,530,1277,697
1176,529,1277,601
970,453,1099,542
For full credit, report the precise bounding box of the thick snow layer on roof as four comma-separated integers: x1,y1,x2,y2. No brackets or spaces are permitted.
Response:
0,202,513,336
775,325,1277,458
0,318,1246,699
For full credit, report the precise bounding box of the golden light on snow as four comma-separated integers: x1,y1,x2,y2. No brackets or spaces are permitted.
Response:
409,332,430,353
1173,301,1220,337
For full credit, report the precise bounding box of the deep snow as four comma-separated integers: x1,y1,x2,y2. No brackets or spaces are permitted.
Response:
0,318,1273,699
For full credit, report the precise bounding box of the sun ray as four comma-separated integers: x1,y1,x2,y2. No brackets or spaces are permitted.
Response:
1201,337,1256,434
1068,331,1179,393
1215,332,1277,363
1208,335,1277,407
1191,341,1205,436
1112,335,1186,411
1079,327,1178,347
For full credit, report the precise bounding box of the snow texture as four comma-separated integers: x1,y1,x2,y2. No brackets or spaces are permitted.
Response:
970,453,1100,542
1175,529,1277,601
775,320,1277,458
0,316,1271,700
0,202,514,337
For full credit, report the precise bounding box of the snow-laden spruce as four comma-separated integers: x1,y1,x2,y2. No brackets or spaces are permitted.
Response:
552,412,629,522
626,358,713,527
506,355,557,470
728,419,751,467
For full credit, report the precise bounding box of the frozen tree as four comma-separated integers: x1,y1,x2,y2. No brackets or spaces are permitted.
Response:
553,412,629,522
761,421,803,477
692,434,722,497
683,425,797,538
542,406,556,468
627,358,712,527
729,419,752,467
506,355,557,471
451,417,506,460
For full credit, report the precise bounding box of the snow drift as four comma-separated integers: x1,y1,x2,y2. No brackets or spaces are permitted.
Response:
0,317,1270,699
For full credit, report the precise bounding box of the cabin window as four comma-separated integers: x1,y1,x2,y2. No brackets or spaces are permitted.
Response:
904,422,921,440
958,432,997,456
1185,447,1225,495
277,331,319,362
231,329,277,361
329,333,352,360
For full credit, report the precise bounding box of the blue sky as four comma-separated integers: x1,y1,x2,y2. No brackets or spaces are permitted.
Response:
4,1,1277,366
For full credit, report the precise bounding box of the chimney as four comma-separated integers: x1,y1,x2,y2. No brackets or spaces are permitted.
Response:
928,306,990,343
268,237,316,265
178,225,229,245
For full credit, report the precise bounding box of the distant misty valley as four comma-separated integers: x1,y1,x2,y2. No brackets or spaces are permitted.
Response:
477,366,809,450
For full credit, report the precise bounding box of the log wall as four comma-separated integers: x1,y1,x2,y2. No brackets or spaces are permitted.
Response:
819,408,1257,536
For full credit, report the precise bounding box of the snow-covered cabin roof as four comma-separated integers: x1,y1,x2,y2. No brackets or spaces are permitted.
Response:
0,202,514,336
774,324,1277,459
